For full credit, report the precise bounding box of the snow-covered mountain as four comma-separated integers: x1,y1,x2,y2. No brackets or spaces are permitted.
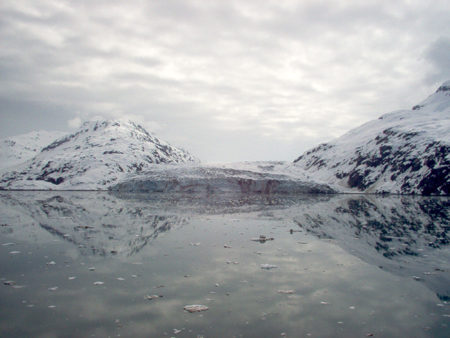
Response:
0,130,67,172
0,117,199,190
294,81,450,195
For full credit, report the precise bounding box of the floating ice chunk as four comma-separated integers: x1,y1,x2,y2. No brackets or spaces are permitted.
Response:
68,277,76,280
183,305,209,313
277,290,294,294
94,281,104,285
2,243,14,246
10,251,20,254
260,264,277,269
189,242,201,246
250,235,274,242
144,295,162,300
49,287,58,291
88,267,96,271
3,280,15,285
46,261,56,265
117,277,125,281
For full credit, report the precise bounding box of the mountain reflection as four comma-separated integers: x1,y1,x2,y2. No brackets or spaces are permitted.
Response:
0,191,189,257
290,195,450,301
1,191,449,299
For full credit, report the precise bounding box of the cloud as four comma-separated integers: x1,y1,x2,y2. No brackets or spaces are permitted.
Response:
1,0,450,161
68,116,82,129
425,37,450,83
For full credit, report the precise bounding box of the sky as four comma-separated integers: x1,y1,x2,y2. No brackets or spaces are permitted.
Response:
1,0,450,163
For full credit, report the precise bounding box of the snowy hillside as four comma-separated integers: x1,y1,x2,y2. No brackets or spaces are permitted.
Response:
294,81,450,195
0,130,67,172
0,118,199,190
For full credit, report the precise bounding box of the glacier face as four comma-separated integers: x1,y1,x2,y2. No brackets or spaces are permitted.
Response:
0,118,199,190
294,81,450,195
109,161,336,194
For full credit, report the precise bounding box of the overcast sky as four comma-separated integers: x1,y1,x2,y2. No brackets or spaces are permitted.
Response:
1,0,450,162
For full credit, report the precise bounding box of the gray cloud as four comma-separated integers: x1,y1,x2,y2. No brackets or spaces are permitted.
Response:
1,0,450,162
425,36,450,83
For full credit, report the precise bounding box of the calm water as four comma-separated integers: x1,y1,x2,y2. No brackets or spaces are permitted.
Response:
1,191,449,338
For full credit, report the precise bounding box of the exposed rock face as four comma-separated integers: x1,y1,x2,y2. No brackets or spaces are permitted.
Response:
0,118,199,190
294,81,450,195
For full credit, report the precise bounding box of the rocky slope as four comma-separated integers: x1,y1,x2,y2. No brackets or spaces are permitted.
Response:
0,118,199,190
294,81,450,195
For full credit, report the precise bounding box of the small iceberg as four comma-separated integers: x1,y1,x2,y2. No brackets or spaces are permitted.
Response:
183,305,209,313
260,264,277,269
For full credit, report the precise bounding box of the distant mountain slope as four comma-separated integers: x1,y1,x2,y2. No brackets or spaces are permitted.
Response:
0,130,67,172
0,118,199,190
294,81,450,195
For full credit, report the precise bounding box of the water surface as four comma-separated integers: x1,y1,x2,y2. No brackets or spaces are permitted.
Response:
1,191,449,337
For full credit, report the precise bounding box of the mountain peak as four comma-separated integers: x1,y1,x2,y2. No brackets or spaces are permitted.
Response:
1,118,199,190
436,80,450,93
412,80,450,111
